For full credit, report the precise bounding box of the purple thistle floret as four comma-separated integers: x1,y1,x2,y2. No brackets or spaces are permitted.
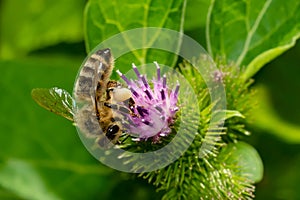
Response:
116,62,180,141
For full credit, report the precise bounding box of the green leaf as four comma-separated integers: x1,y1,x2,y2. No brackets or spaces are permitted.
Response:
0,186,23,200
0,0,84,59
184,0,210,30
84,0,186,70
213,110,245,121
250,85,300,143
0,159,60,200
0,58,118,199
31,88,74,121
207,0,300,80
220,142,264,183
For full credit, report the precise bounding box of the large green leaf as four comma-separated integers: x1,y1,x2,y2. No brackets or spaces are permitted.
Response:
0,58,119,199
184,0,210,30
183,0,210,46
250,40,300,143
250,85,300,143
0,186,22,200
0,159,60,200
84,0,186,71
0,0,84,59
206,0,300,80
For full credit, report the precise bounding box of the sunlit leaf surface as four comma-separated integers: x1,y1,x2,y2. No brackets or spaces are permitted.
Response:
31,87,74,121
207,0,300,80
84,0,186,71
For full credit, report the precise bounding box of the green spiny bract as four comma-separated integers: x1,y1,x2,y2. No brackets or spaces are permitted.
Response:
117,58,257,199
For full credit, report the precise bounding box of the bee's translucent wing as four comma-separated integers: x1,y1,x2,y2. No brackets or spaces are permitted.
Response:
74,48,113,104
31,87,74,121
73,48,115,147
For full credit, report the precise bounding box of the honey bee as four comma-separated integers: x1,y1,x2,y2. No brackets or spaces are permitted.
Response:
32,48,135,147
74,48,134,147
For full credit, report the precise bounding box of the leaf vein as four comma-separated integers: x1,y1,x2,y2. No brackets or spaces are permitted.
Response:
247,3,300,53
206,0,215,56
236,0,272,66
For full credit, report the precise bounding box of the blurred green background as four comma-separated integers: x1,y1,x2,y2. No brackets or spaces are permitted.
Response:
0,0,300,199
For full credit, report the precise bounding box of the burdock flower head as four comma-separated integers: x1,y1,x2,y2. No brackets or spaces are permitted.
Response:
116,62,180,141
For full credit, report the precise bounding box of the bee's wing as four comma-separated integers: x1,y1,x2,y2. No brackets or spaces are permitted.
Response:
73,49,114,147
74,48,113,104
31,87,74,121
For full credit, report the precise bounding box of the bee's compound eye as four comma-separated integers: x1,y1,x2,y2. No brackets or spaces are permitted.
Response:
112,88,132,102
106,124,120,139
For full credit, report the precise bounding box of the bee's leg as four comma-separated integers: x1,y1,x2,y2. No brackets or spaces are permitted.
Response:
123,97,135,111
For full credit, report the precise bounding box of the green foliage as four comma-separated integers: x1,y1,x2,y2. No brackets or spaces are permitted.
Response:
84,0,186,69
31,88,74,121
1,0,300,199
0,0,85,59
81,0,299,198
84,0,185,51
184,0,209,30
0,159,60,200
219,142,264,183
0,59,118,200
136,60,260,199
207,0,300,81
254,133,300,199
250,85,300,143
